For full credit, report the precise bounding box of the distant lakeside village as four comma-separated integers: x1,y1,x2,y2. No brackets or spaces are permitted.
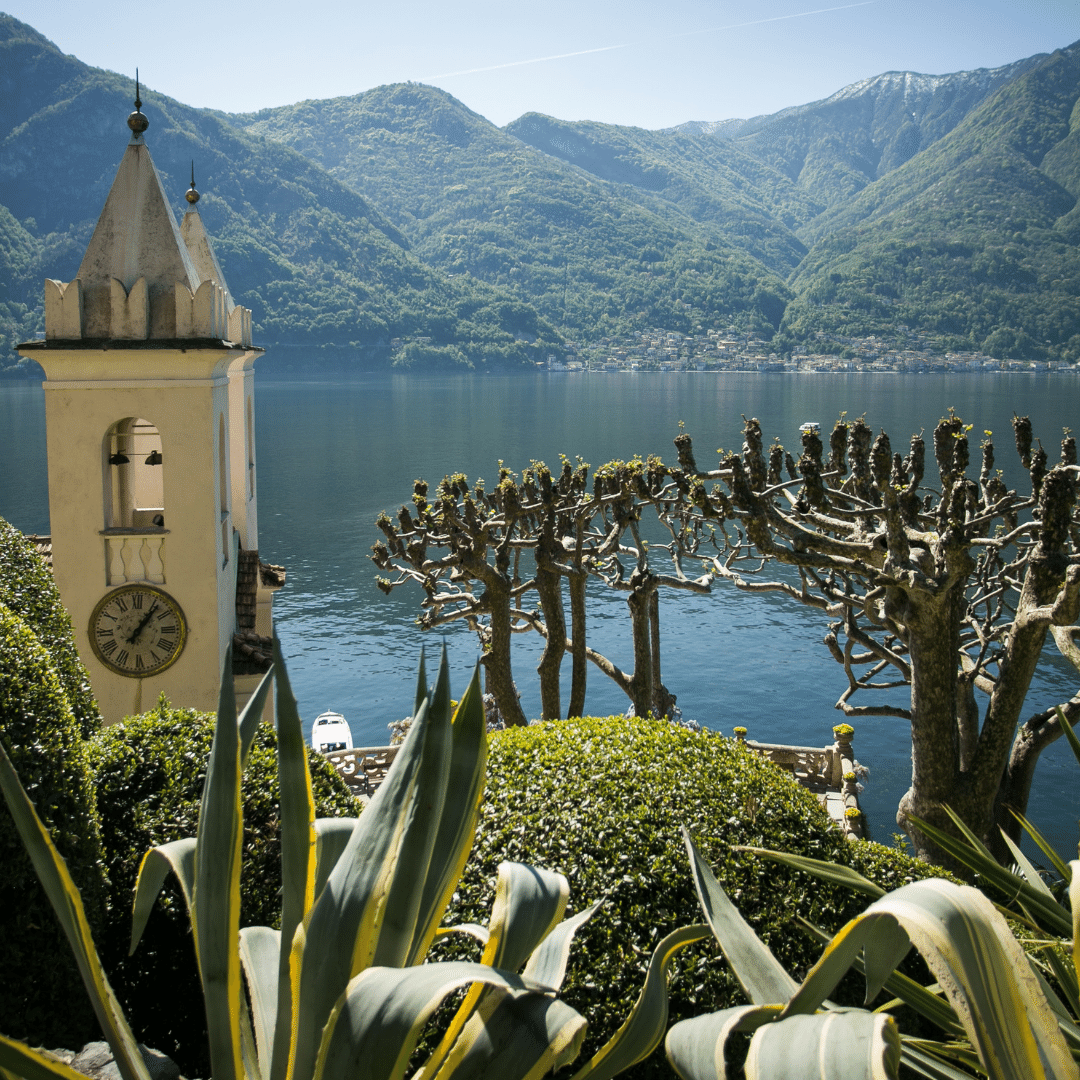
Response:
539,326,1076,374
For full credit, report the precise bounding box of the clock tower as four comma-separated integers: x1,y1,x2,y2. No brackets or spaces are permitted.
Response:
18,86,281,723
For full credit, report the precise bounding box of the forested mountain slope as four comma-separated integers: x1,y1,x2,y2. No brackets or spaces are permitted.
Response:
777,42,1080,357
505,46,1080,360
226,84,793,341
0,15,562,372
3,10,1079,369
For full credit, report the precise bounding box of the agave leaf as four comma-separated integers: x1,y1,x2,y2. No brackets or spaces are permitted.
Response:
271,644,318,1080
1010,808,1073,885
897,1042,987,1080
799,919,963,1037
683,827,797,1005
665,1006,782,1080
405,662,488,967
239,989,263,1080
0,1036,105,1080
1041,948,1080,1028
901,1038,984,1073
129,836,197,956
736,847,886,899
436,923,491,948
908,813,1072,937
422,862,570,1080
570,924,713,1080
861,919,913,1007
290,675,442,1080
414,647,428,717
483,862,570,972
1056,707,1080,771
429,989,586,1080
240,926,282,1080
938,805,997,864
785,879,1075,1080
998,830,1056,902
370,647,455,969
745,1012,901,1080
522,901,603,991
1071,860,1080,985
0,743,152,1080
313,819,358,903
193,647,246,1080
898,1036,989,1080
313,961,534,1080
238,664,275,767
1030,958,1080,1046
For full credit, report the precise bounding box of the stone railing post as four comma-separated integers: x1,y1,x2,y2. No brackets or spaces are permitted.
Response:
832,723,863,838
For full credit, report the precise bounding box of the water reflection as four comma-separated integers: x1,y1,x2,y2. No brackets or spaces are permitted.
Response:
2,368,1077,853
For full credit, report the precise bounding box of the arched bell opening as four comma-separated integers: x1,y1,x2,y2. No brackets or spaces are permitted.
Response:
104,417,165,531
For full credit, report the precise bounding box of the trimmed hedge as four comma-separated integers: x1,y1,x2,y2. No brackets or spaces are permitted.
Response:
87,704,363,1076
445,716,941,1079
0,517,100,737
0,601,107,1048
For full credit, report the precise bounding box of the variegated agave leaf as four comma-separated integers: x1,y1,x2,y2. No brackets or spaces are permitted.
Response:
0,741,151,1080
289,653,487,1080
783,879,1076,1080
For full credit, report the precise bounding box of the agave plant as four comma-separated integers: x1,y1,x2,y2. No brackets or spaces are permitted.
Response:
665,827,1080,1080
0,645,707,1080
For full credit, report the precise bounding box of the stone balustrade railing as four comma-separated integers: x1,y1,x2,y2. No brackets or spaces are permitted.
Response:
102,530,167,585
322,724,866,838
736,723,865,839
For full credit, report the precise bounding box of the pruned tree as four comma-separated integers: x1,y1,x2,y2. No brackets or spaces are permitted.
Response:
371,470,534,727
671,413,1079,862
371,454,713,725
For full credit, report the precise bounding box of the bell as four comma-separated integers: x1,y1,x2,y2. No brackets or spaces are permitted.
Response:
108,452,130,465
144,450,163,465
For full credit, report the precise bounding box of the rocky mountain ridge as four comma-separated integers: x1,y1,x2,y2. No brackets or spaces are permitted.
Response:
3,13,1079,370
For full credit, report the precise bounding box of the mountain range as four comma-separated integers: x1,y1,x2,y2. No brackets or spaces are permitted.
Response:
2,13,1079,372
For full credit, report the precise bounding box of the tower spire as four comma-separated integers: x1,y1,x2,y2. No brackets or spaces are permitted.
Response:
186,161,200,205
127,69,149,139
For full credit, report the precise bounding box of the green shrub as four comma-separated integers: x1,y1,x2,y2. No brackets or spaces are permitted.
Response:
0,601,106,1048
86,703,362,1076
446,716,940,1079
0,517,100,737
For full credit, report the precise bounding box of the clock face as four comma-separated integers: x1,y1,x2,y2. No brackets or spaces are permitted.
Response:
89,585,187,678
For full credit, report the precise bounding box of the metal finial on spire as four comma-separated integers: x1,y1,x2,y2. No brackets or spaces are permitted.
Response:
127,68,149,137
186,161,200,205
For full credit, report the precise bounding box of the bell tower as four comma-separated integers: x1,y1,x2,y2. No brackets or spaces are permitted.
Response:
18,83,281,722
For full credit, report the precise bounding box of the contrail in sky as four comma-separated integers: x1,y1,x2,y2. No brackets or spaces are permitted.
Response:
424,2,876,80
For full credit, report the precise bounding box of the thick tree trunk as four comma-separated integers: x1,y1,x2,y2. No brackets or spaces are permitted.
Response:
989,549,1078,847
567,568,587,718
648,590,677,719
626,577,655,718
480,578,528,727
534,543,565,721
897,589,966,861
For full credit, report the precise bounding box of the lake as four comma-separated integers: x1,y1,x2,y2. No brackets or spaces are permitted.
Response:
2,367,1078,854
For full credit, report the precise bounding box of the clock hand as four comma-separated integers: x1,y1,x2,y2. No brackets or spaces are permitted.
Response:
126,601,159,644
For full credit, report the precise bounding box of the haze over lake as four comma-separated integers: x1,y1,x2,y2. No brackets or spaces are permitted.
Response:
2,368,1077,853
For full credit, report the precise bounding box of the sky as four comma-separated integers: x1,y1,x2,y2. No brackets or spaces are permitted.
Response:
5,0,1079,128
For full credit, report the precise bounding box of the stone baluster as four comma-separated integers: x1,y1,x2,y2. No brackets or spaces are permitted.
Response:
832,723,863,838
106,537,126,585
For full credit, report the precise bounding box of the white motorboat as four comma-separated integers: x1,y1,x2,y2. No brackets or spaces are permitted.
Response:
312,710,354,754
798,421,821,435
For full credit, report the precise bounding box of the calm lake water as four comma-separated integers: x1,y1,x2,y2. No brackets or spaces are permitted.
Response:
2,367,1078,853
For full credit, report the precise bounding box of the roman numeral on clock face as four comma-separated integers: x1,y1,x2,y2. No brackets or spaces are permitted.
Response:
92,588,186,676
